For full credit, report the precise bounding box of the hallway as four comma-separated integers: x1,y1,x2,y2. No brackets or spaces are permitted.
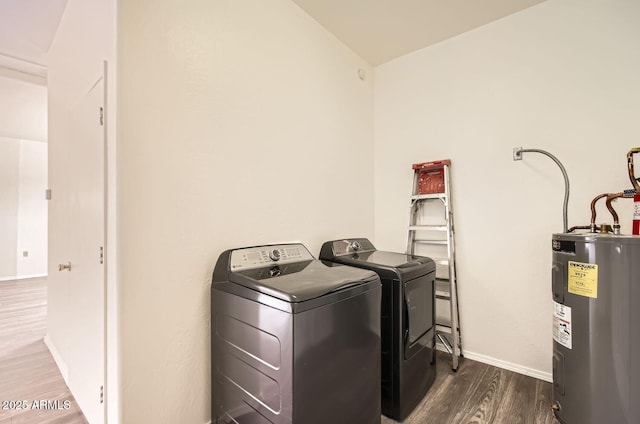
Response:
0,277,87,424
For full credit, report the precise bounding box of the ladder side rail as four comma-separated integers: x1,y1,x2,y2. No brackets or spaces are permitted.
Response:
444,163,461,368
407,201,418,255
407,168,421,255
446,217,461,366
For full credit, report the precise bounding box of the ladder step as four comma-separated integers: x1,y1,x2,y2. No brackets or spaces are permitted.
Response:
412,239,447,245
408,225,447,231
411,193,447,200
436,324,453,334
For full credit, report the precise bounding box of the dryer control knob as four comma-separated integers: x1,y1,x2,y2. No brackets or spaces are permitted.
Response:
269,249,281,261
350,241,362,251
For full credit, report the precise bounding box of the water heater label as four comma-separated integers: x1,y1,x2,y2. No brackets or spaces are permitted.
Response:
567,261,598,298
553,302,572,349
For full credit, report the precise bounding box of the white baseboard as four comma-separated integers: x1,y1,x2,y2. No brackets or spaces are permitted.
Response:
44,334,69,384
0,273,47,282
461,350,552,383
436,342,552,382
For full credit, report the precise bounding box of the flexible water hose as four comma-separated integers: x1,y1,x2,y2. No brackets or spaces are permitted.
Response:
520,149,570,233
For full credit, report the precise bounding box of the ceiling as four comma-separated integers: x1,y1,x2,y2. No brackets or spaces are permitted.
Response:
0,0,68,80
0,0,547,80
292,0,547,65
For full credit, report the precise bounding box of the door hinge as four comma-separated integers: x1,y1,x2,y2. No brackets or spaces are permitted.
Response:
100,385,104,404
99,107,104,126
45,189,51,200
99,246,104,265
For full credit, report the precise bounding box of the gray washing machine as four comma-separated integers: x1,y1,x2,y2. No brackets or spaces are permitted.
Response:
319,238,436,421
211,243,382,424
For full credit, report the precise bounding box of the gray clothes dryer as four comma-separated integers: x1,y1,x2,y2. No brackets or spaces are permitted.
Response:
211,243,382,424
319,238,436,421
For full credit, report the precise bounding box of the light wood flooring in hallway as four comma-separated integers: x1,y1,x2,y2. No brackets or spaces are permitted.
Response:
0,277,87,424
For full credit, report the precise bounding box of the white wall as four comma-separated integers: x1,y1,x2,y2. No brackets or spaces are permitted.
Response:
47,0,118,421
16,139,48,277
117,0,374,422
0,76,47,142
0,75,47,281
0,138,19,278
0,137,47,281
374,0,640,380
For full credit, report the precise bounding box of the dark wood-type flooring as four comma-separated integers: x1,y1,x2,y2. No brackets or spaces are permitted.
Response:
0,277,87,424
0,277,559,424
382,351,560,424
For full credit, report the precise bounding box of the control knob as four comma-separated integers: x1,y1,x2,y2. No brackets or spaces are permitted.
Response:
269,249,281,261
350,241,362,251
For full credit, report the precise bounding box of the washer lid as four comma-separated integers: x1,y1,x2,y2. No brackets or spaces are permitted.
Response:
319,238,435,280
320,238,433,267
219,243,379,303
348,250,430,267
230,259,378,303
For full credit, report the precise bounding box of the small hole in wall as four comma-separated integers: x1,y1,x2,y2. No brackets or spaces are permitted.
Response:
358,68,367,81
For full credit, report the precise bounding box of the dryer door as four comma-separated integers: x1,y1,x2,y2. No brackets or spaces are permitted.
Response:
403,273,434,359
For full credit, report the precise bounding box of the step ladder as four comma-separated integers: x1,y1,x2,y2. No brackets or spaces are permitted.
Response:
407,159,462,371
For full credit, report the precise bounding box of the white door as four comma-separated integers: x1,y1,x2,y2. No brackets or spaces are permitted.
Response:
65,75,106,424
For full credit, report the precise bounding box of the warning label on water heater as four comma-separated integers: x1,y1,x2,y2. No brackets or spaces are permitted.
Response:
568,261,598,298
553,302,572,349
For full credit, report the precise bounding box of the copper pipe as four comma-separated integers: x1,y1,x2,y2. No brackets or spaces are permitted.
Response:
627,148,640,191
568,225,590,233
588,192,632,234
590,193,609,231
606,192,625,234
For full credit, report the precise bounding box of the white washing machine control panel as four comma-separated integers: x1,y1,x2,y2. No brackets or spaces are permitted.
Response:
229,243,314,271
